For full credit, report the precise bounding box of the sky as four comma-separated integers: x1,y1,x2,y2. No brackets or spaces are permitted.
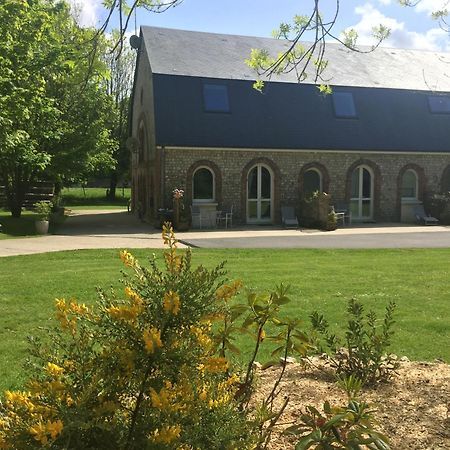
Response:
68,0,450,52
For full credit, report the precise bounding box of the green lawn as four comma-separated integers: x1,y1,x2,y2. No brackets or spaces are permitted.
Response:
0,210,53,240
0,248,449,392
61,187,130,209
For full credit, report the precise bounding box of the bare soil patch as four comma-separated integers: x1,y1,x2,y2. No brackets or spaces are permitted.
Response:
253,360,450,449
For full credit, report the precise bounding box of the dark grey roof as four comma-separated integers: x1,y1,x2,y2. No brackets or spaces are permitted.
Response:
141,26,450,92
152,74,450,153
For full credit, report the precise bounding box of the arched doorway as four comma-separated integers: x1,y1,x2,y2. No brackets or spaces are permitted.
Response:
350,165,374,221
247,164,273,223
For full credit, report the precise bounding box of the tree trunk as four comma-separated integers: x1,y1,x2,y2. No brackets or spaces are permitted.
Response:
108,172,118,200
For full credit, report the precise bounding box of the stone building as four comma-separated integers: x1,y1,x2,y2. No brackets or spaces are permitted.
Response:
129,26,450,225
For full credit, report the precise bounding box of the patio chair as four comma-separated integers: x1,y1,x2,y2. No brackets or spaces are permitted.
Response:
281,206,299,228
217,205,233,228
334,202,352,225
414,205,439,225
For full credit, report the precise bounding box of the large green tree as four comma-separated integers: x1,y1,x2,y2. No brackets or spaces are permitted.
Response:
0,0,115,217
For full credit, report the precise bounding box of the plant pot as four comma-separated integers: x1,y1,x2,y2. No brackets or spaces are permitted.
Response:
35,220,49,234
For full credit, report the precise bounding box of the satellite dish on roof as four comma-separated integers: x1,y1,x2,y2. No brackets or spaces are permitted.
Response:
130,35,141,50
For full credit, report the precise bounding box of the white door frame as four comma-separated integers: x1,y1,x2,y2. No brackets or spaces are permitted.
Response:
247,164,273,224
350,165,374,221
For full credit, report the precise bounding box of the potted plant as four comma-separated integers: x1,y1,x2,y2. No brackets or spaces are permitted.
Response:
172,188,190,231
34,200,52,234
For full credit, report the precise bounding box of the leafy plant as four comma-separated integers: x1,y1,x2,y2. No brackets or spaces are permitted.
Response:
0,224,257,449
34,201,52,221
284,399,390,450
310,298,398,385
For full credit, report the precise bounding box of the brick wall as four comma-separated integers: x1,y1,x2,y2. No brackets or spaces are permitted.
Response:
162,147,450,224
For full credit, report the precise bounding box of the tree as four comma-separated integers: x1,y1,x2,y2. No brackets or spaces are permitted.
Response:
104,33,136,200
0,0,116,217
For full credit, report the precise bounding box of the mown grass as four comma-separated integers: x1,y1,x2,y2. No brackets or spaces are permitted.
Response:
61,187,130,209
0,210,57,240
0,247,449,391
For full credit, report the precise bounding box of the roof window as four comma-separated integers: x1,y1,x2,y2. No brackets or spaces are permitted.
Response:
203,84,230,112
428,95,450,114
332,92,357,118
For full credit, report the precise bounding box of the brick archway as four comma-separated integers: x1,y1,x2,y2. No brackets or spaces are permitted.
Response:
298,162,330,198
185,160,222,205
396,163,426,221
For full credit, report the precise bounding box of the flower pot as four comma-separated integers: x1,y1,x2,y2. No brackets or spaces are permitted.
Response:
35,220,49,234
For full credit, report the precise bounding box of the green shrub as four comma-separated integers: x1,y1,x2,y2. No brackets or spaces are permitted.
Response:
0,225,256,449
33,201,52,221
310,298,398,385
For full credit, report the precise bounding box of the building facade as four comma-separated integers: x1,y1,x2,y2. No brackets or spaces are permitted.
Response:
130,26,450,224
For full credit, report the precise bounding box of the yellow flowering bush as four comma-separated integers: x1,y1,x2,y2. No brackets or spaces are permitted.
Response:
0,224,256,449
1,223,358,450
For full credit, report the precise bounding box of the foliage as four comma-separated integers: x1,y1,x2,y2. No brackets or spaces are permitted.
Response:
0,0,116,217
245,4,390,91
34,201,52,221
310,299,399,385
284,399,390,450
0,224,258,449
425,192,450,224
299,192,333,230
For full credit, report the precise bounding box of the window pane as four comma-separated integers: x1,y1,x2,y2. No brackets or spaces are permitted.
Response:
261,167,271,199
193,168,213,200
362,200,371,217
260,201,271,219
401,170,417,198
248,167,257,199
362,168,371,198
351,169,360,198
248,201,257,218
203,84,229,112
332,92,356,118
303,170,321,196
428,95,450,114
350,200,359,217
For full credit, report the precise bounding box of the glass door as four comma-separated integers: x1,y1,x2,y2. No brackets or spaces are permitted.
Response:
247,165,272,223
350,166,373,221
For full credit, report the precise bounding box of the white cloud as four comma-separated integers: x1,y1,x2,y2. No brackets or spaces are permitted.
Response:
378,0,392,5
414,0,449,15
344,3,448,51
68,0,103,27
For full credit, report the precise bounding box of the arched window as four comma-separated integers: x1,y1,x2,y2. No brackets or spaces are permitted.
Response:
401,169,418,200
138,121,146,162
193,167,214,201
303,168,322,197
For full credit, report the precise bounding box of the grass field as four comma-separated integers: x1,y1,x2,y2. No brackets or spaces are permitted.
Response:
61,187,130,209
0,247,449,391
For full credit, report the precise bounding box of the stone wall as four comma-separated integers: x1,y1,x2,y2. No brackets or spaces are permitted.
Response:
161,147,450,224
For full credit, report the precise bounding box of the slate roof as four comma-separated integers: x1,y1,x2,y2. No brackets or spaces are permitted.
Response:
141,26,450,92
137,26,450,153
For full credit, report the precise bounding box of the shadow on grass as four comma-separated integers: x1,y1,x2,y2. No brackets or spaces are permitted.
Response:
0,210,61,239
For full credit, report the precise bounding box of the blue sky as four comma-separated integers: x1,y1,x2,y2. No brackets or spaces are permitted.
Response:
69,0,450,51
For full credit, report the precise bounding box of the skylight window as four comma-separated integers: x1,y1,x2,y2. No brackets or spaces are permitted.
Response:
428,95,450,114
203,84,230,112
332,92,357,118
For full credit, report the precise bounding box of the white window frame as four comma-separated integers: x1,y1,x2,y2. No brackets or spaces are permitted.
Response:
247,164,274,224
192,166,215,203
401,169,418,201
350,165,374,221
303,168,323,195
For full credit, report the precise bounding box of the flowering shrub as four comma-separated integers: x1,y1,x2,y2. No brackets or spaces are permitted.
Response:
0,224,256,449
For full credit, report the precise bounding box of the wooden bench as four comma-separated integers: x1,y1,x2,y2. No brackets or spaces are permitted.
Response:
0,182,54,209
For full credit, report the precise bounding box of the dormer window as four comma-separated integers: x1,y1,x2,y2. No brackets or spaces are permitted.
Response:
428,95,450,114
332,92,357,118
203,84,230,112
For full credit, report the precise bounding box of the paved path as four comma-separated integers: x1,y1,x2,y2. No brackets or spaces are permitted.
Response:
1,209,450,257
